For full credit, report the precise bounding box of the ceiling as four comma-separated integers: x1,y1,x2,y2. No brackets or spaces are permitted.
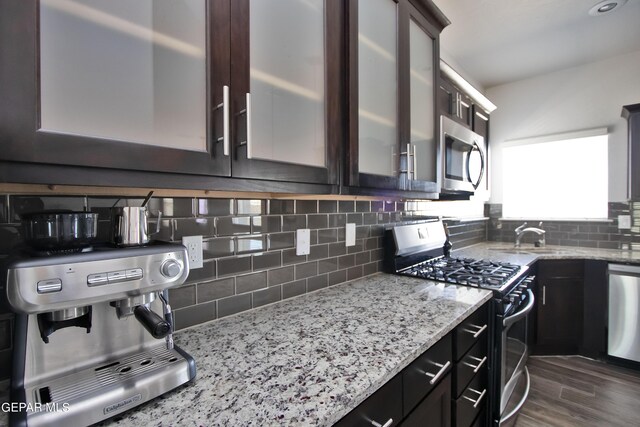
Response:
437,0,640,89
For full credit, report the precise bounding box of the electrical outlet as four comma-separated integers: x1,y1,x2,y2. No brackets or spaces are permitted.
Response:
345,223,356,247
296,229,310,256
618,215,632,230
182,235,203,269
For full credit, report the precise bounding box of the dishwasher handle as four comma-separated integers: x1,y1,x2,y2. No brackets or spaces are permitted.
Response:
608,264,640,277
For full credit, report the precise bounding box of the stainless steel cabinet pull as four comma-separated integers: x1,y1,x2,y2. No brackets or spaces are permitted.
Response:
542,285,546,306
215,85,230,156
246,92,253,159
463,355,487,373
464,323,487,338
406,143,412,180
424,360,451,385
412,143,417,180
371,418,393,427
463,388,486,408
222,85,230,156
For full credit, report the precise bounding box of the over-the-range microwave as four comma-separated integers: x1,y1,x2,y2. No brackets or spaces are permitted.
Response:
438,115,486,193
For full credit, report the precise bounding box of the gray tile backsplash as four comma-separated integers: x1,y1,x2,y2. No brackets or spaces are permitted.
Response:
485,202,637,250
0,191,491,382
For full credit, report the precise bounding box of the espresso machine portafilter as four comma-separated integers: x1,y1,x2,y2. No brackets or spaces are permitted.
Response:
2,243,195,427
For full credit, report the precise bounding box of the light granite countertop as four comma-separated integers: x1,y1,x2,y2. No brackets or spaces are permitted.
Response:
453,242,640,266
93,274,490,427
24,273,486,427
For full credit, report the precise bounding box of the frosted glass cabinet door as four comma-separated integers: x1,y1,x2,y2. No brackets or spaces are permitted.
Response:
248,0,326,167
358,0,398,177
39,0,207,152
409,18,436,182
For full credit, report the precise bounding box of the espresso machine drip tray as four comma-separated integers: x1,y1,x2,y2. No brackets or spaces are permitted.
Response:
26,347,194,427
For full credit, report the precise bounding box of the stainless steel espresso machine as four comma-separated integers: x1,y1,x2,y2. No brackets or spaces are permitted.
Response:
2,242,196,426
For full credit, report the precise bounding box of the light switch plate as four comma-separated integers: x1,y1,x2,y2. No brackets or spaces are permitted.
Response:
618,215,632,230
345,223,356,247
296,229,311,255
182,235,203,269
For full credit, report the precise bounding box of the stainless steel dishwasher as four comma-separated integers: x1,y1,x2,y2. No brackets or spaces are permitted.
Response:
608,264,640,363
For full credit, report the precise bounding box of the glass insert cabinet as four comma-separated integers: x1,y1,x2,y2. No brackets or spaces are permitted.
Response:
0,0,448,194
346,0,447,194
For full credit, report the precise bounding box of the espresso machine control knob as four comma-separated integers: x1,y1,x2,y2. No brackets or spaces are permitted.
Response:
160,259,182,278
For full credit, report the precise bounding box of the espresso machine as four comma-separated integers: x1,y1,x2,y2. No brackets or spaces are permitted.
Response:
2,242,195,427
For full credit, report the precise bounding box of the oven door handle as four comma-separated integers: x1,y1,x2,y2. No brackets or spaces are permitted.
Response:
503,289,535,328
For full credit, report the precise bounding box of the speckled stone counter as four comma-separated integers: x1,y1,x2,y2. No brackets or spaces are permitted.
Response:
87,273,490,427
453,242,640,266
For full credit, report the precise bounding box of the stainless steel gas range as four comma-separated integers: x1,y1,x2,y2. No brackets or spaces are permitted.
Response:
385,220,535,426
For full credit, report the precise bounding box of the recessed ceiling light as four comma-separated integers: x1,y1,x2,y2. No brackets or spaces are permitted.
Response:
588,0,627,16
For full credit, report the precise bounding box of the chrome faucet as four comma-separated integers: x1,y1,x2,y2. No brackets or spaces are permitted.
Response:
515,222,546,248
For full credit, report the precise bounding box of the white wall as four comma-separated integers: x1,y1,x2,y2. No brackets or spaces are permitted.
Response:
486,50,640,203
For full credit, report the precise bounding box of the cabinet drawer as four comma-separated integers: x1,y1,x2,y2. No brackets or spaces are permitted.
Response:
454,304,488,361
453,365,488,427
453,333,488,398
403,334,452,415
538,260,584,278
401,373,451,427
334,374,402,427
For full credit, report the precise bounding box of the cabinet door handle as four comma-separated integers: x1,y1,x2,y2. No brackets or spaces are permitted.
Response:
406,143,412,180
542,285,546,306
463,388,487,408
464,355,487,373
412,143,417,181
222,85,230,156
424,360,451,385
464,323,488,338
245,92,253,159
371,418,393,427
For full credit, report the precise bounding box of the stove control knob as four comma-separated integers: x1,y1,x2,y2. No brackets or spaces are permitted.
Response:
161,259,182,278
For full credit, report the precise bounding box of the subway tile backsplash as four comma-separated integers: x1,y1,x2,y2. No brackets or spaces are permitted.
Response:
0,192,489,381
485,202,638,249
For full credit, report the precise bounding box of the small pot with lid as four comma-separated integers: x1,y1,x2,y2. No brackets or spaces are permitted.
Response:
20,210,99,250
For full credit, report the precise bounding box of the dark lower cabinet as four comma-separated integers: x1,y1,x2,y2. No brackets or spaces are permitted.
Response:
334,302,490,427
535,260,584,355
334,374,403,427
452,365,488,427
403,334,452,414
402,374,452,427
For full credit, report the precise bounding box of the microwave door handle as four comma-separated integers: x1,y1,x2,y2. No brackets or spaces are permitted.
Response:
466,141,485,190
503,289,535,328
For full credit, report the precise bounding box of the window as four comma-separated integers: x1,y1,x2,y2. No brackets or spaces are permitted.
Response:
502,129,608,219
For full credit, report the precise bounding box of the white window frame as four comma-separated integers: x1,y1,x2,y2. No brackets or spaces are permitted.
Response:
501,127,609,221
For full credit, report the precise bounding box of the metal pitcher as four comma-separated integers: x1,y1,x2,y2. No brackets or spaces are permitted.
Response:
111,206,162,246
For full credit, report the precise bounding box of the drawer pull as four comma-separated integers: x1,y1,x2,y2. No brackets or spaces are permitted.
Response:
463,355,487,373
463,388,487,408
463,323,487,338
424,360,451,385
371,418,393,427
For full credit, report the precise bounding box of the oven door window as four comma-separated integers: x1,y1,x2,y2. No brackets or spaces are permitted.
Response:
503,307,528,386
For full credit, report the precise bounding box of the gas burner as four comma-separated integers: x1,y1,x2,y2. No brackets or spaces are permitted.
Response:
400,256,523,291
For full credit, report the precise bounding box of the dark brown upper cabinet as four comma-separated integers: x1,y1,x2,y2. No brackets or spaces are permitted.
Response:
345,0,449,196
0,0,340,189
439,76,473,129
228,0,341,185
622,103,640,200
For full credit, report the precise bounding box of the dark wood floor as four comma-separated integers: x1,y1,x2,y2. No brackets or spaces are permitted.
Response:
514,356,640,427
